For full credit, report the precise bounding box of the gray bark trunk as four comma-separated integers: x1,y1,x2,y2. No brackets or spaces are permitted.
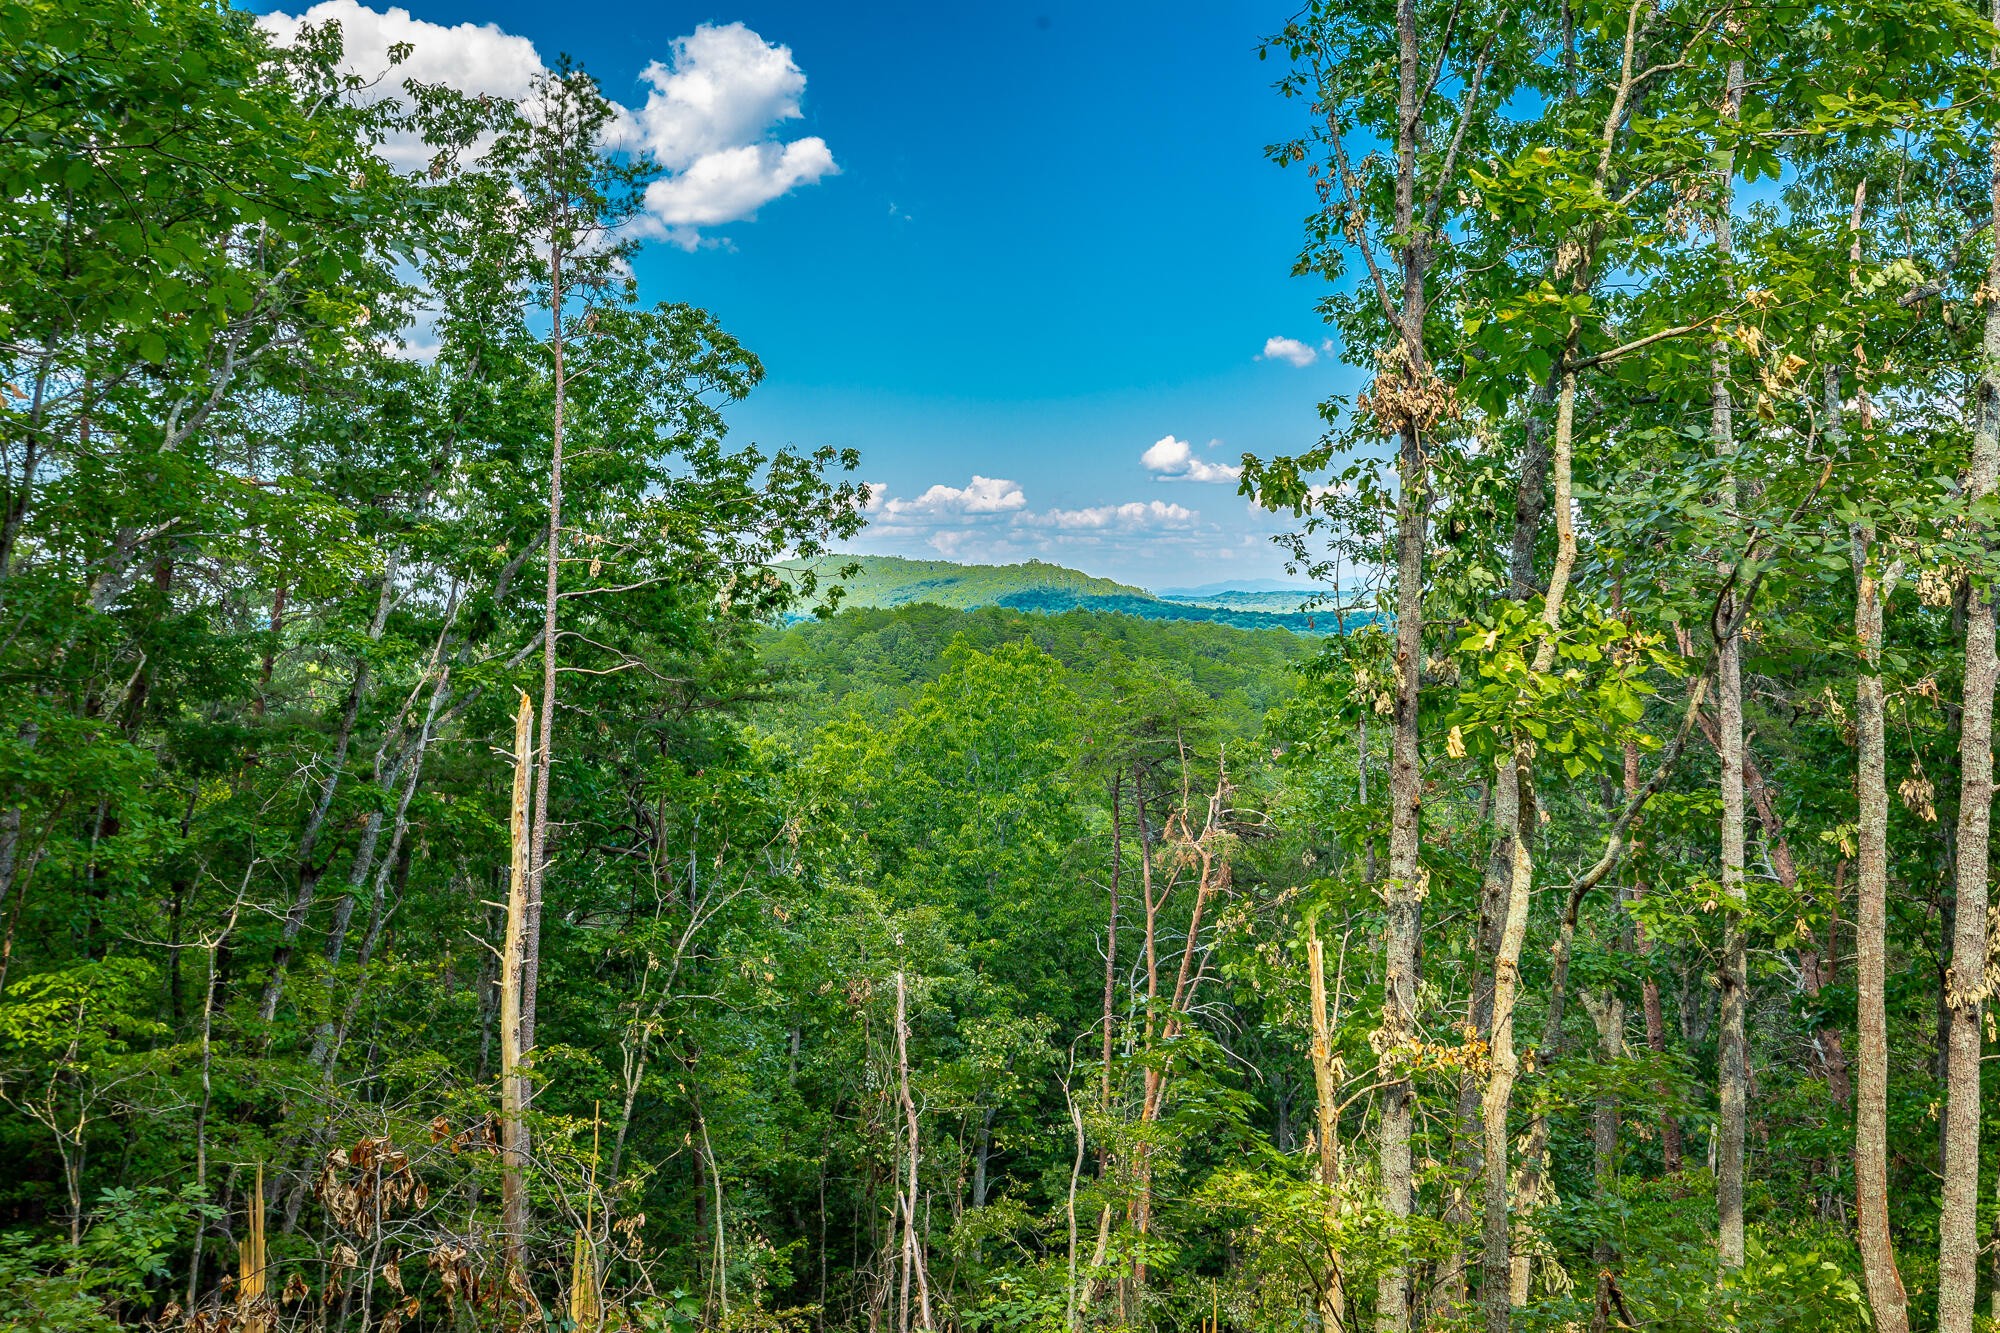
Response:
1937,91,2000,1325
1711,52,1748,1275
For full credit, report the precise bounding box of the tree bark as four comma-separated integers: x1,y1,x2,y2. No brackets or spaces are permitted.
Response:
1480,370,1581,1332
500,692,534,1269
1711,51,1749,1275
1937,72,2000,1326
1309,921,1348,1333
1479,755,1531,1333
521,235,567,1109
896,970,935,1332
1822,347,1915,1330
1102,774,1122,1117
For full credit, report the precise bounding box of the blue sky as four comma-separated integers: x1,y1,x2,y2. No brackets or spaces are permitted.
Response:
253,0,1359,587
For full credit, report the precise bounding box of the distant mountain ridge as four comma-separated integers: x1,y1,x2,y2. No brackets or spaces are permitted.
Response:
781,555,1364,634
1155,578,1321,596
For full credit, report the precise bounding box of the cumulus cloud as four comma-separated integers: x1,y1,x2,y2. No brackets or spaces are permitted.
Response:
1036,500,1198,529
260,1,542,102
258,0,542,171
1259,336,1321,367
858,477,1205,565
613,23,836,240
880,476,1027,516
1140,435,1241,484
257,4,834,244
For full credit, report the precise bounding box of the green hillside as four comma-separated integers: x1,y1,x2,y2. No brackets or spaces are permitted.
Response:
755,601,1310,743
786,553,1359,633
785,553,1144,608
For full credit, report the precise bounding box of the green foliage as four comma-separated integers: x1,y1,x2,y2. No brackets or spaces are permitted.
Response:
9,0,2000,1327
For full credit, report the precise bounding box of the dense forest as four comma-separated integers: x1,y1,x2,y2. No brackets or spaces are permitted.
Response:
14,0,2000,1331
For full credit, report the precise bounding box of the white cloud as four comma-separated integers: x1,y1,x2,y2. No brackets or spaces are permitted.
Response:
640,139,836,230
881,475,1027,516
1036,500,1197,530
617,24,806,169
614,23,837,242
1259,335,1320,367
260,1,543,101
1141,434,1192,472
1140,435,1241,484
258,5,834,244
857,477,1209,567
258,1,540,171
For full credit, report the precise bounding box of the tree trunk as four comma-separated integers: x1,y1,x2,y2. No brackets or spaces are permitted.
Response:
1823,348,1914,1330
500,692,534,1269
258,554,398,1025
1711,52,1748,1275
1937,85,2000,1325
1481,370,1582,1332
522,237,568,1114
1102,774,1122,1116
1378,410,1428,1333
896,970,935,1332
1309,921,1348,1333
1480,757,1531,1332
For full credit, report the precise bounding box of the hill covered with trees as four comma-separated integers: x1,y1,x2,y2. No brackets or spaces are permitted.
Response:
786,555,1150,608
14,1,2000,1333
790,554,1353,633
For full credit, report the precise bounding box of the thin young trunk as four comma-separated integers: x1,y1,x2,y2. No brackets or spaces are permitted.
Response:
972,1106,996,1209
1309,921,1348,1333
1712,51,1749,1275
309,669,449,1071
188,873,249,1308
896,970,935,1332
1585,989,1623,1219
1360,716,1378,883
1446,699,1526,1311
1937,63,2000,1326
521,238,568,1113
500,693,534,1269
1480,372,1580,1332
1583,985,1624,1331
1475,756,1524,1325
1826,350,1915,1331
1448,378,1562,1316
1133,779,1230,1298
1066,1087,1085,1333
258,554,398,1024
1102,773,1122,1118
698,1104,729,1321
1133,793,1160,1296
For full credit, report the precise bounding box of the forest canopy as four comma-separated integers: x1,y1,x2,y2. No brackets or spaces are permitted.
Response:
10,0,2000,1332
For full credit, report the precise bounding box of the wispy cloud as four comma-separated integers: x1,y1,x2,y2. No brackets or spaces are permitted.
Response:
1140,435,1241,483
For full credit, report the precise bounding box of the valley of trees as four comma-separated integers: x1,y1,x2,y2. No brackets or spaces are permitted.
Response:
15,0,2000,1330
